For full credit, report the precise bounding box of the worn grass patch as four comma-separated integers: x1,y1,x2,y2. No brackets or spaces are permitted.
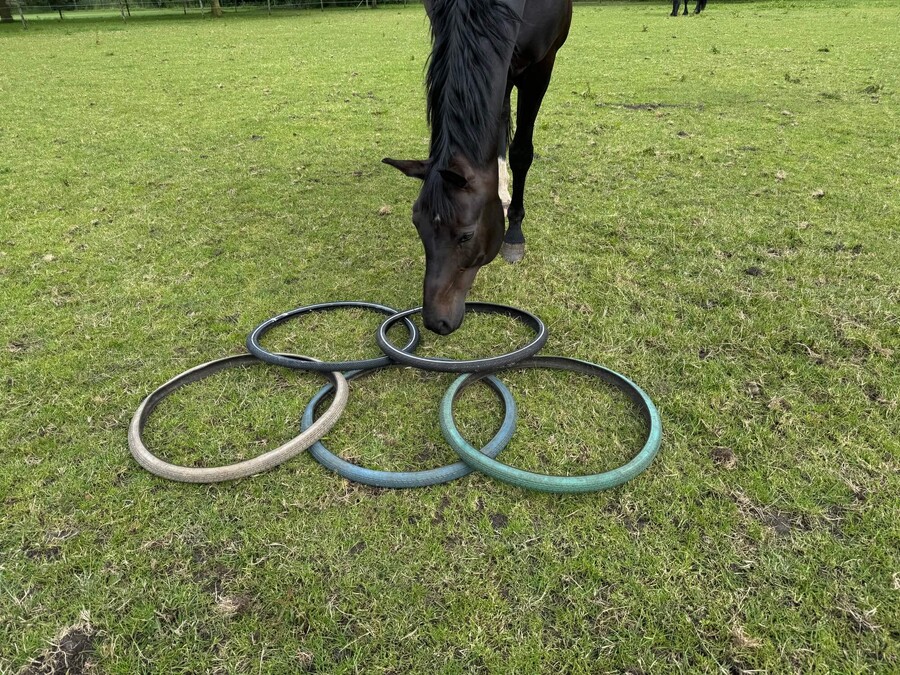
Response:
1,1,898,672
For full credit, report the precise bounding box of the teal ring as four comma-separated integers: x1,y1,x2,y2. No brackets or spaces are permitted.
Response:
440,356,662,493
301,366,517,489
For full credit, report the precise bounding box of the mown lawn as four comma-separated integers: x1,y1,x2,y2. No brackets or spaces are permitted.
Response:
1,1,898,672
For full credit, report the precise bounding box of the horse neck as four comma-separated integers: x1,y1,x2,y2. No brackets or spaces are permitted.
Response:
426,0,519,172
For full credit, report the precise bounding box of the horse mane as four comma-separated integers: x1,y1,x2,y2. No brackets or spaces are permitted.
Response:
420,0,520,223
425,0,520,170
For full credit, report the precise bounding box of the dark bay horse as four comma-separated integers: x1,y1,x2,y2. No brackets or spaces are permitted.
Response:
384,0,572,335
672,0,707,16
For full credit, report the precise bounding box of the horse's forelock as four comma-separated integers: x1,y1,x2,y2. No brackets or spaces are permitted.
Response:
419,169,457,228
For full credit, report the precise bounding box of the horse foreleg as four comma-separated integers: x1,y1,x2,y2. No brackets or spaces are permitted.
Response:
503,58,555,264
671,0,680,16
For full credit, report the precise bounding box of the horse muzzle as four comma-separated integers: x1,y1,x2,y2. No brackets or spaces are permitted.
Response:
422,266,478,335
422,302,465,335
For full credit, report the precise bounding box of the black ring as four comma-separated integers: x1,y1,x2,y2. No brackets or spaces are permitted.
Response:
247,301,420,372
376,302,548,373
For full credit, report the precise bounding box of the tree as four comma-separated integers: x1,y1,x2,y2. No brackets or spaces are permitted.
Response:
210,0,222,17
1,0,14,23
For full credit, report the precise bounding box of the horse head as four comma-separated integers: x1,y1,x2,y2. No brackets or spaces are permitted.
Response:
383,153,505,335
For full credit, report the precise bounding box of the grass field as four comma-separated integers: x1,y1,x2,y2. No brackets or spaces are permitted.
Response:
1,1,899,672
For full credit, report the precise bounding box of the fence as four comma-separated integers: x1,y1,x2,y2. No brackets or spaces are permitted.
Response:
8,0,418,13
2,0,690,25
3,0,417,23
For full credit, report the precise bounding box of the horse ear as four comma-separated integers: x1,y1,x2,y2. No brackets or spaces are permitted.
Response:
382,158,429,180
438,169,468,189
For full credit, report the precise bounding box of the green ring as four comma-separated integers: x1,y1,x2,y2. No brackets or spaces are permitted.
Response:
440,356,663,493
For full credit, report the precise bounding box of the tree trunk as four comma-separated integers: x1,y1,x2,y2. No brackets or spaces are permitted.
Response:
0,0,14,23
210,0,222,17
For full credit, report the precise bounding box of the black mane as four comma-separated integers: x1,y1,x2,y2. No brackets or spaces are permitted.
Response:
425,0,520,170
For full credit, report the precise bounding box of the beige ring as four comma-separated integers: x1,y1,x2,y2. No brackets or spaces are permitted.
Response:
128,354,348,483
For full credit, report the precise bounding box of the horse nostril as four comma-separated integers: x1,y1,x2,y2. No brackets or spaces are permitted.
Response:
424,316,454,336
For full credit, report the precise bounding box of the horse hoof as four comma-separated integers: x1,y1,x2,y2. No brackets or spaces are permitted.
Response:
501,242,525,263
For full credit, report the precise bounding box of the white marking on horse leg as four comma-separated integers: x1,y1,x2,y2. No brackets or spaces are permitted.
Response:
498,157,511,216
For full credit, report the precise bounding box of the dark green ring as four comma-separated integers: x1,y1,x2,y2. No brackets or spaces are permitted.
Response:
440,356,662,493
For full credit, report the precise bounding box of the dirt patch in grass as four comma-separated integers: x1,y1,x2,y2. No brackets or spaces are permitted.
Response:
431,495,451,525
23,545,62,561
596,101,705,111
20,612,96,675
710,446,738,470
732,490,811,536
489,513,509,530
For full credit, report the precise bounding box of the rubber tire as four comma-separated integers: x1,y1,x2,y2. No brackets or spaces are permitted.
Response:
247,301,420,372
129,354,348,483
376,302,548,373
301,365,517,488
440,356,662,493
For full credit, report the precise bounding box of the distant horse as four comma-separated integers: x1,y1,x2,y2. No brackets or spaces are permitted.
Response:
672,0,707,16
384,0,572,335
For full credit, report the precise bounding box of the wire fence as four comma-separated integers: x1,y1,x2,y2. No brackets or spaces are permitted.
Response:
21,0,412,8
2,0,663,26
3,0,419,24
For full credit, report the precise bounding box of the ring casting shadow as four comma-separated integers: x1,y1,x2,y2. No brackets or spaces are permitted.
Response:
384,0,572,336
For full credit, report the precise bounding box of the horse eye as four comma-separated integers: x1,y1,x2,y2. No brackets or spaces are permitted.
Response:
458,232,474,244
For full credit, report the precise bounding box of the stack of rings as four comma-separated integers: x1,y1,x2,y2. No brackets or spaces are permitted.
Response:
128,301,662,492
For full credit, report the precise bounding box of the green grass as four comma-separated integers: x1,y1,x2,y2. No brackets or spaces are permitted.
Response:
1,1,899,672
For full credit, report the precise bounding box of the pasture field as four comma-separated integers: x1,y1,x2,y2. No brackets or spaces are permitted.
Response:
1,1,898,672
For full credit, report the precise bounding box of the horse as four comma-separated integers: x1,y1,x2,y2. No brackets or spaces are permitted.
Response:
672,0,707,16
383,0,572,335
